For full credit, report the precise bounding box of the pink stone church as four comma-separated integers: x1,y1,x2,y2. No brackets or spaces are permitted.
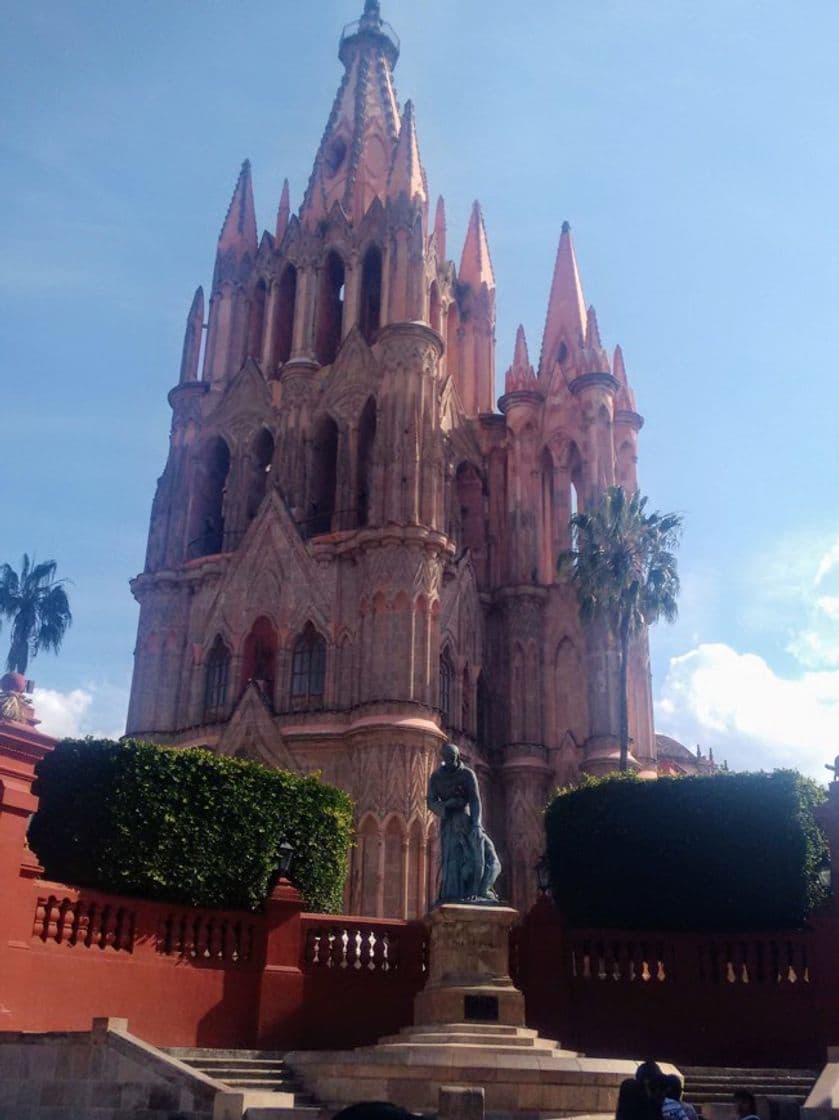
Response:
126,1,661,917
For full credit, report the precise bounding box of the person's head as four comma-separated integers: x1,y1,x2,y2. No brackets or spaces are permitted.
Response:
333,1104,418,1120
441,742,461,769
665,1075,683,1101
636,1061,663,1094
734,1090,757,1118
649,1075,670,1106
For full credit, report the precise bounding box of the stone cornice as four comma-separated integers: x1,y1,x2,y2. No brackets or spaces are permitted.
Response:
569,371,619,397
167,381,208,410
615,408,644,431
498,388,544,415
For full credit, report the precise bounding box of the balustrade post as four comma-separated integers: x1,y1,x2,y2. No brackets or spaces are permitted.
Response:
254,879,305,1049
0,681,55,946
517,895,565,1038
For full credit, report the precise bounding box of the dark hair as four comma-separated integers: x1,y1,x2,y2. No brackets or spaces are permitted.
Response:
636,1061,663,1083
734,1090,757,1113
665,1075,684,1100
333,1105,417,1120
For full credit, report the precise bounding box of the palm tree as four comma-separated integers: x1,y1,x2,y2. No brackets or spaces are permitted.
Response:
559,486,682,772
0,555,73,676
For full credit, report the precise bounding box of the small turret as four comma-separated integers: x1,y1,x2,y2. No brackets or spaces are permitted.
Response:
433,195,447,260
179,287,204,384
581,305,610,374
275,178,291,243
540,221,587,376
504,325,535,393
613,344,638,412
217,160,258,263
459,200,495,293
387,100,427,207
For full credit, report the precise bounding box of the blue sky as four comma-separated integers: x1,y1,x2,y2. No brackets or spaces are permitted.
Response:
2,1,838,779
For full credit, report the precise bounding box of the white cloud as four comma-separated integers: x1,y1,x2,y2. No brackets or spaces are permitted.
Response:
32,683,127,742
655,642,839,781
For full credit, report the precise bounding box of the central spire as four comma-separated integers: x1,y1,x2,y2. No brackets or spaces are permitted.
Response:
301,2,402,226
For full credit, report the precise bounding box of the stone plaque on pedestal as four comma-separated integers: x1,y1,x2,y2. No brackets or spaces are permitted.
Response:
413,903,525,1027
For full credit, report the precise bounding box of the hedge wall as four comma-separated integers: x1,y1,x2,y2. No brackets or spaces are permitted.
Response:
28,738,353,913
544,770,829,931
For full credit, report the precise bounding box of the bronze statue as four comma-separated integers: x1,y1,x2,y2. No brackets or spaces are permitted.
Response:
427,741,501,904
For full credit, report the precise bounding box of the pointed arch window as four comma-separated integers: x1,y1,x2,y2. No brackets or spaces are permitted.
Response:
439,648,454,723
188,436,230,559
359,245,383,345
275,264,297,367
242,616,277,700
477,672,491,750
461,665,472,734
291,623,327,709
247,279,268,359
204,636,231,720
309,416,338,536
245,428,274,525
315,251,345,366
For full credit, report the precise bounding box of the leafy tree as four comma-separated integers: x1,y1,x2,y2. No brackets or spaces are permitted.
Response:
559,486,681,771
0,554,72,675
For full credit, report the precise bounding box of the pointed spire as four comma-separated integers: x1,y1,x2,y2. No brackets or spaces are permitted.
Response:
387,100,427,204
434,196,447,260
540,221,587,374
459,201,496,291
585,305,602,351
218,160,258,256
275,178,290,242
504,324,536,392
179,286,204,384
613,344,638,411
301,4,401,226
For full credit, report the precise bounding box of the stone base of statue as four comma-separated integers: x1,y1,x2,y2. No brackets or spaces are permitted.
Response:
286,904,663,1115
413,903,525,1026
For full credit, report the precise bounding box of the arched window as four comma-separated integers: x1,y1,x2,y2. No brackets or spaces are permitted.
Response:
291,623,327,709
454,462,485,557
429,282,442,335
188,437,230,559
241,616,277,699
540,447,555,582
617,441,634,491
309,416,338,535
246,279,267,359
569,442,583,548
315,251,345,366
358,815,379,917
245,428,274,525
439,648,454,723
358,245,383,345
275,264,297,367
356,397,377,528
204,636,231,720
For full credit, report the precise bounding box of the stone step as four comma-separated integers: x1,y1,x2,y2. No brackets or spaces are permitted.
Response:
165,1047,287,1061
378,1031,550,1048
395,1022,541,1039
191,1064,292,1079
684,1069,818,1078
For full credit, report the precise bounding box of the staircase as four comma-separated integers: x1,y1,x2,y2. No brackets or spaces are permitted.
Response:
165,1048,320,1117
681,1067,819,1120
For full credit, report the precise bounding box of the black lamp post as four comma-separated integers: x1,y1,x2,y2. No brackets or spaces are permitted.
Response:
534,855,551,896
277,839,294,881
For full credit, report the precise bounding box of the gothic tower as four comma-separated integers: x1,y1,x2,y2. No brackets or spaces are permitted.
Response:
127,1,656,915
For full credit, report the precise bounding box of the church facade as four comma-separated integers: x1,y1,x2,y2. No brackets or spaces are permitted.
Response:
126,1,657,917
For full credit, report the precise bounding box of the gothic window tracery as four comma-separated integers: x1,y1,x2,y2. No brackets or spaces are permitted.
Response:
291,623,327,709
309,416,339,536
429,281,441,335
275,264,297,367
358,245,383,344
204,636,231,720
188,436,230,559
315,251,345,365
246,279,267,360
245,428,275,526
242,616,277,701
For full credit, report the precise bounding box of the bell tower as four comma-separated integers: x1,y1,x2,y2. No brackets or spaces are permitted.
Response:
127,2,656,917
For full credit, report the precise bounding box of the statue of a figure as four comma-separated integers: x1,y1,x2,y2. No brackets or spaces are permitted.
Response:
427,742,501,905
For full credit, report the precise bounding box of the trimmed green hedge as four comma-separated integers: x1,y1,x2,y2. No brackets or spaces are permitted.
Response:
545,770,829,931
28,738,353,913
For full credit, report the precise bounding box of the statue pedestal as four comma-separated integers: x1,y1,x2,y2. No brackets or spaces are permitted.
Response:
414,903,524,1027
